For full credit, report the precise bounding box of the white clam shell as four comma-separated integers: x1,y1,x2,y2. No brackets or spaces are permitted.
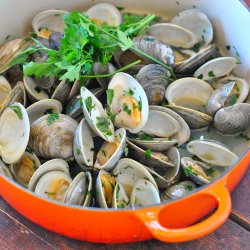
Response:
27,99,63,125
73,118,94,169
187,139,239,167
108,72,149,134
28,158,70,191
171,9,213,48
86,3,122,26
194,57,238,80
0,75,11,107
142,110,180,138
81,86,115,142
0,102,30,164
94,128,126,171
130,179,160,207
112,182,130,209
0,158,13,179
32,10,69,37
148,23,199,49
112,158,158,196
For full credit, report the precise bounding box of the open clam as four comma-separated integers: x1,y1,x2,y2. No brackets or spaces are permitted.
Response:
81,86,115,142
73,118,94,169
136,64,170,105
107,72,148,133
112,182,130,209
32,10,69,39
94,128,126,171
29,114,78,159
86,3,122,26
187,139,239,167
0,103,30,164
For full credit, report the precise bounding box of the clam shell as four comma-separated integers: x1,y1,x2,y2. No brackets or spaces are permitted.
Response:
93,62,116,87
0,159,13,179
148,23,199,49
194,57,237,80
86,3,122,26
161,181,197,201
0,103,30,164
214,103,250,134
112,158,158,196
94,128,126,171
51,79,71,105
28,158,70,191
187,139,239,167
73,118,94,169
130,179,160,208
133,36,175,66
149,105,190,146
29,114,78,159
136,64,170,105
112,182,130,209
171,9,213,48
27,99,63,125
0,76,11,108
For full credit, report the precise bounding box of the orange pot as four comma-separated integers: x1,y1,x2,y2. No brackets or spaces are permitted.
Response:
0,151,249,243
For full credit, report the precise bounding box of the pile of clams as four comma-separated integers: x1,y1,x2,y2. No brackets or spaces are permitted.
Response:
0,3,249,209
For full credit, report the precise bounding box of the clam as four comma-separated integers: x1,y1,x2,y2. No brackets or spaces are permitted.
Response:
136,64,170,105
86,3,122,26
0,103,30,164
51,79,71,105
214,103,250,134
112,182,130,209
212,75,250,106
9,151,41,187
206,82,235,116
114,49,144,68
171,9,213,48
32,10,69,39
23,76,49,102
28,158,70,191
73,118,94,169
96,170,116,208
66,95,83,120
149,106,190,146
187,139,239,167
64,171,92,206
93,62,116,87
181,157,212,185
29,114,78,159
0,76,11,109
27,99,63,125
130,179,160,208
94,128,126,171
174,44,217,74
0,159,13,179
142,110,180,137
133,36,175,66
112,158,158,196
161,180,197,201
165,77,214,129
107,72,149,134
194,57,238,80
81,86,115,142
148,23,199,49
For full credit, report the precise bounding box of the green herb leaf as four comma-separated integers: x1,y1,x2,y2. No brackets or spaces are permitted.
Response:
47,113,59,125
208,71,215,77
139,133,153,141
76,148,81,156
96,116,113,136
204,168,215,176
184,184,193,191
85,96,96,114
106,89,114,105
123,144,129,156
145,149,151,159
122,103,132,115
9,105,23,119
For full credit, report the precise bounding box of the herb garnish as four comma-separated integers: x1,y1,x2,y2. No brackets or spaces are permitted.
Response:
139,133,153,141
47,113,59,125
122,103,132,115
136,187,141,191
90,147,95,151
85,96,96,114
184,184,193,191
208,71,215,77
45,192,56,196
226,45,231,50
145,149,151,159
204,168,215,176
9,106,23,119
123,144,129,156
76,148,81,156
106,89,114,105
96,116,113,136
184,166,198,177
138,97,142,111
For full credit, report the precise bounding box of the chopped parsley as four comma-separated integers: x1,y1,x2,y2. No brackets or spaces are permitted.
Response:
184,166,198,177
197,74,203,79
9,106,23,119
85,96,96,114
90,147,95,151
136,187,141,191
122,103,132,115
145,149,151,159
78,97,83,107
96,116,113,136
25,147,33,154
226,45,231,50
204,168,215,176
76,148,81,156
127,88,134,96
116,6,124,11
139,134,153,141
106,89,114,105
208,71,215,77
45,192,56,196
106,106,116,121
123,144,129,156
184,184,193,191
138,97,142,111
228,93,238,105
47,113,59,125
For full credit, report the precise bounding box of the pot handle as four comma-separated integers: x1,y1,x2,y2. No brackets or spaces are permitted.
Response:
135,179,231,243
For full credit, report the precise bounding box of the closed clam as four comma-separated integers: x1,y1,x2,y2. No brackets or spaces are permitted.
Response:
29,114,78,159
0,76,11,109
214,103,250,134
136,64,170,105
